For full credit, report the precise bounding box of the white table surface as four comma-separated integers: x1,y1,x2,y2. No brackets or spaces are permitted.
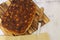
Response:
33,0,60,40
0,0,60,40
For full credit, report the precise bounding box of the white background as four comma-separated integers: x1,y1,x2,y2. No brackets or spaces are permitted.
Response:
0,0,60,40
33,0,60,40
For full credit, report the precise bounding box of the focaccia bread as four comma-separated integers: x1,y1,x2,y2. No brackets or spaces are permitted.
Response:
0,0,49,36
1,0,38,35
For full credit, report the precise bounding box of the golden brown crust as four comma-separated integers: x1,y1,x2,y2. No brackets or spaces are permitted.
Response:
0,13,39,35
1,0,36,34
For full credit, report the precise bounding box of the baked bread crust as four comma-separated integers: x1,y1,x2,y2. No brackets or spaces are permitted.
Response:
1,0,36,34
0,0,48,36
